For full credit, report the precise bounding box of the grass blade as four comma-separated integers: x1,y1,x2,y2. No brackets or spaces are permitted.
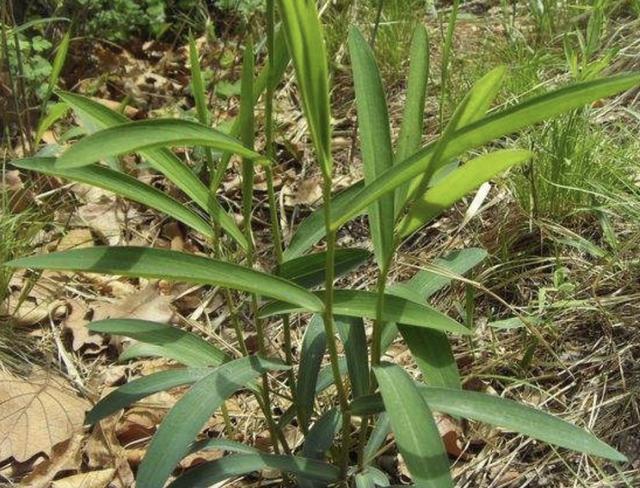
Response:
57,91,248,250
42,30,71,106
278,248,370,289
335,316,369,398
188,34,210,127
6,247,324,312
349,27,395,268
375,363,453,488
56,119,266,169
35,102,69,143
330,73,640,231
259,290,470,335
296,315,326,431
137,356,290,488
88,319,227,367
168,453,340,488
276,0,332,174
400,149,533,236
352,384,627,462
86,368,210,425
11,157,216,240
395,24,429,210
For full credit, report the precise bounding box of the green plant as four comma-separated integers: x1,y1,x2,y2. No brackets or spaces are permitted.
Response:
6,1,639,486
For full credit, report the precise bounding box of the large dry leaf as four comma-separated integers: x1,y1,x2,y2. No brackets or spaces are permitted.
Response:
0,370,90,463
62,299,105,352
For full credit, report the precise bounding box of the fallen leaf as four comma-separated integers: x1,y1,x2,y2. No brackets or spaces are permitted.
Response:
435,414,464,458
51,468,115,488
21,434,83,488
0,370,90,463
57,228,94,251
62,299,105,352
93,283,174,328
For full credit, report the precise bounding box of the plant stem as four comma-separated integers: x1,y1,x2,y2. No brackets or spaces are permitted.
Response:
322,179,351,479
264,0,300,429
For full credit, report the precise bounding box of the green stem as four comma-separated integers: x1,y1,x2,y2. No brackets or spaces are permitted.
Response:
322,179,351,480
264,0,300,431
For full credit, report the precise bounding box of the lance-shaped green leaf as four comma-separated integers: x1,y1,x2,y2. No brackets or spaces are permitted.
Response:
351,384,627,462
88,319,227,367
278,248,370,288
331,73,640,231
299,409,342,488
400,66,507,228
375,363,453,488
188,34,211,127
349,27,395,268
43,30,71,104
57,91,248,250
168,454,340,488
335,315,369,398
137,356,290,488
36,102,69,143
56,118,267,169
395,24,429,211
276,0,332,174
283,181,365,261
6,247,324,312
363,413,391,464
259,289,470,335
11,157,215,240
87,368,211,425
187,439,258,456
400,149,533,236
296,315,326,431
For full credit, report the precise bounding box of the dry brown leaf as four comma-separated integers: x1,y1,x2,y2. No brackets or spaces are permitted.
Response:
21,434,83,488
0,370,90,463
62,299,105,352
57,228,94,251
93,284,174,328
85,417,135,488
51,468,115,488
292,176,323,206
435,414,464,458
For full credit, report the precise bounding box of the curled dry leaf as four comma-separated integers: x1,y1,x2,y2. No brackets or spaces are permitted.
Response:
0,370,90,463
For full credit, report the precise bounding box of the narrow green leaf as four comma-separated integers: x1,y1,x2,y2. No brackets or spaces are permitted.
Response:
299,409,342,488
363,413,391,464
283,181,365,261
400,66,507,229
352,385,628,462
296,315,326,431
375,363,453,488
137,356,290,488
88,319,227,367
398,326,460,389
57,91,248,250
400,149,533,236
44,30,71,102
331,73,640,231
117,342,171,363
188,438,258,456
35,102,69,143
395,24,429,210
6,247,324,312
349,27,395,268
87,368,210,425
188,34,210,127
259,290,470,335
240,36,256,245
276,0,332,174
168,453,340,488
11,157,216,239
278,248,370,288
335,315,369,398
56,119,266,169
